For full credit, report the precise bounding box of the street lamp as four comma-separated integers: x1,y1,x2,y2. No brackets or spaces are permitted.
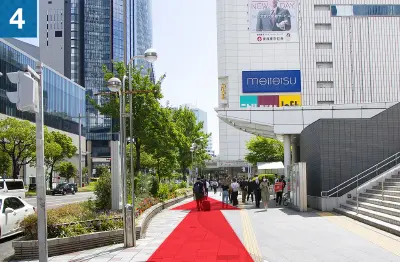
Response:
188,137,204,184
107,75,130,248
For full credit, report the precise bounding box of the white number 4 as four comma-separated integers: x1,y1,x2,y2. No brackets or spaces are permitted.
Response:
10,8,26,29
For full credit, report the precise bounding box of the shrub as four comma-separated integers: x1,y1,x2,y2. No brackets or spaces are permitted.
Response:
175,188,191,196
135,197,160,217
157,183,169,200
150,176,159,197
178,181,187,189
94,171,112,210
169,183,178,193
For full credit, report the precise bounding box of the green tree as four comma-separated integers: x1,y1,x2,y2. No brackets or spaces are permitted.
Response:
0,151,12,177
44,131,77,188
0,118,36,179
89,62,165,174
245,136,284,166
56,162,77,181
171,106,211,176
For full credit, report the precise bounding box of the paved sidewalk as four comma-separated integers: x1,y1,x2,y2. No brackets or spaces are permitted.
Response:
12,192,400,262
13,197,193,262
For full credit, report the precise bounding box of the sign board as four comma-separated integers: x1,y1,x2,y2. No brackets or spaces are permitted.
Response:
242,70,301,93
0,0,37,37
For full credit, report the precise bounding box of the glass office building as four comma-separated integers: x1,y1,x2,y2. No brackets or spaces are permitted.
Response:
84,0,154,159
0,39,85,135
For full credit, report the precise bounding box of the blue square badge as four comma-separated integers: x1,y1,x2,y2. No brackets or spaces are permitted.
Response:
0,0,37,37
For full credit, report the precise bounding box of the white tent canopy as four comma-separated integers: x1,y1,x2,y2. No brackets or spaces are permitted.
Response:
257,162,284,170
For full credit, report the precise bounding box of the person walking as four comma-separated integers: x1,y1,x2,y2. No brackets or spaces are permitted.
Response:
221,180,230,206
260,176,270,209
240,179,248,203
247,178,254,203
275,175,287,206
273,174,279,200
193,177,205,211
253,176,261,208
230,178,240,206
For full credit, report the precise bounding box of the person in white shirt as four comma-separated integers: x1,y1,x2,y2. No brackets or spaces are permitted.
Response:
230,178,240,206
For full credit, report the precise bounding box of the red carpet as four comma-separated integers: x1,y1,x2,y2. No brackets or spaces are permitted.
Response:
147,197,253,262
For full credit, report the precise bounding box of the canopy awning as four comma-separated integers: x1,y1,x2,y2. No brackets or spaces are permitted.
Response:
257,162,284,169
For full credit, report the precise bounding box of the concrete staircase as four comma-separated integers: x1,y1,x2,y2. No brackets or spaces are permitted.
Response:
334,172,400,236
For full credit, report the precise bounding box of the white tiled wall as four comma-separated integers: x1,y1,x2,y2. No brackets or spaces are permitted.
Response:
217,0,400,161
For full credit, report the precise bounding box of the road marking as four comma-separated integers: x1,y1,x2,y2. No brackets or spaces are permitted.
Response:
318,212,400,257
240,209,265,262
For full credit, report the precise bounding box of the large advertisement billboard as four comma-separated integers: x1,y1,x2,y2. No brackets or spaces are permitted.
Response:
249,0,299,43
242,70,301,93
240,95,301,108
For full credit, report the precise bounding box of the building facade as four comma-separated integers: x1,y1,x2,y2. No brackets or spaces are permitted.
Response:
0,38,86,184
38,0,154,176
217,0,400,162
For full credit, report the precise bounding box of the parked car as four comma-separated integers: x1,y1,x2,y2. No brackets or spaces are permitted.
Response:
51,183,76,195
0,195,35,239
0,178,26,199
68,183,78,193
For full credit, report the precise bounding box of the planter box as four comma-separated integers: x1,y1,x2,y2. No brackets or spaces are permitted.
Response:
12,193,191,260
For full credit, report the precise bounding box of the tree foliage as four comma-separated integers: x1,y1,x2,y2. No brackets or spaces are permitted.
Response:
0,118,36,179
45,131,77,188
89,62,165,174
245,136,284,166
0,151,12,177
56,161,77,181
171,106,211,175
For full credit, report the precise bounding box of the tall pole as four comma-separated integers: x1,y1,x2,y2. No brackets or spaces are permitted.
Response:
121,77,128,246
128,62,136,246
123,0,127,64
78,113,82,187
36,62,48,261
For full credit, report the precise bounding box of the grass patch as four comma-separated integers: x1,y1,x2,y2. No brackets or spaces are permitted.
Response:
25,191,36,197
79,182,97,192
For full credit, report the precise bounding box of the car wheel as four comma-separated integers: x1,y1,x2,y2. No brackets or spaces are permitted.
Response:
52,193,55,196
63,191,66,195
72,190,75,195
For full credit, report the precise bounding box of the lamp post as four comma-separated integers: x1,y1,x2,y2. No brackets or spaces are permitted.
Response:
105,48,157,248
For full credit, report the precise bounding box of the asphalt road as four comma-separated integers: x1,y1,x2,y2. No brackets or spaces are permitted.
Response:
0,192,95,261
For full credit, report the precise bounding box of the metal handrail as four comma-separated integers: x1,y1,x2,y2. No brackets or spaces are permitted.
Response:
321,152,400,198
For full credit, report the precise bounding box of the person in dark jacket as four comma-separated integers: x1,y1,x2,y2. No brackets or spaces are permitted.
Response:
193,177,205,211
240,179,248,203
247,178,254,203
253,176,261,208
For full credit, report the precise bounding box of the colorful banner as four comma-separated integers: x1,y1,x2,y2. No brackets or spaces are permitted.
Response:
279,94,301,107
240,94,301,108
242,70,301,93
249,0,299,43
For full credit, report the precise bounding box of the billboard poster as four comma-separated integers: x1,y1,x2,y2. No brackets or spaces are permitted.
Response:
249,0,299,43
240,95,299,108
242,70,301,93
279,94,301,107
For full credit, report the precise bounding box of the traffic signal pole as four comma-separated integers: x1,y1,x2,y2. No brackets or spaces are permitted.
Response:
33,63,49,262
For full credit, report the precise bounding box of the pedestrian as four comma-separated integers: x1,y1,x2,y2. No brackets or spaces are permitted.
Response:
240,179,248,203
247,178,254,203
275,175,287,206
203,179,209,200
221,180,229,206
230,178,240,206
260,176,270,209
193,177,205,211
213,180,218,194
253,176,261,208
273,174,279,200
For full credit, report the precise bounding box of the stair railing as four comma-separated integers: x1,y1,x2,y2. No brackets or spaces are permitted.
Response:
321,152,400,214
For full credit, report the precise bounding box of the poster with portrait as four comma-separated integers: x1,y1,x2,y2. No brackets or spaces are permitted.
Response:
249,0,299,43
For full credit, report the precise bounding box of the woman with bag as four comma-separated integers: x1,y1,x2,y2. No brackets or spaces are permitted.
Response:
260,176,270,209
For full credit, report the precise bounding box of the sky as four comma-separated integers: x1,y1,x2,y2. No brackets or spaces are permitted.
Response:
20,0,219,154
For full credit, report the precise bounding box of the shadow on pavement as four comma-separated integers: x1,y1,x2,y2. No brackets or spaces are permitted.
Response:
68,246,125,262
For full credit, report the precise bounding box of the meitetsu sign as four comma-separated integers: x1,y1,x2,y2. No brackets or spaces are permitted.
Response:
242,70,301,93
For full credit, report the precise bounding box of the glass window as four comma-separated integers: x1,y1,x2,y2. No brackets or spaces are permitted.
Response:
5,181,24,190
0,181,3,189
3,197,25,212
332,5,400,16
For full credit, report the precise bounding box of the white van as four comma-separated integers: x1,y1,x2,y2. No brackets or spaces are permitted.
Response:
0,179,26,199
